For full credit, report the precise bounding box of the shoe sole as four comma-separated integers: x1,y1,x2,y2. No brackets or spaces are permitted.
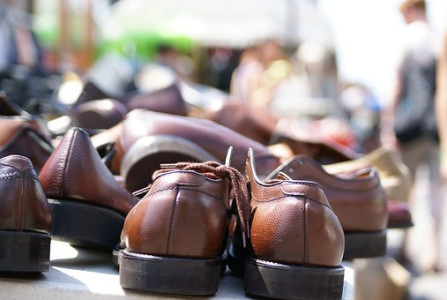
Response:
228,229,387,275
388,221,414,229
244,256,344,300
49,199,125,250
0,231,50,272
343,230,387,260
119,249,222,296
121,135,218,192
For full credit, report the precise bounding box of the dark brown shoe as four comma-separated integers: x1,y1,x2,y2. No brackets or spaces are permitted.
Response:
0,117,53,173
0,155,52,272
266,154,388,260
125,84,188,116
242,148,345,299
39,127,138,249
119,153,250,296
207,101,279,144
71,98,128,130
96,109,280,192
207,101,357,163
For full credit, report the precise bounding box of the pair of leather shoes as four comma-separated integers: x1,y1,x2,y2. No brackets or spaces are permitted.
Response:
119,148,345,299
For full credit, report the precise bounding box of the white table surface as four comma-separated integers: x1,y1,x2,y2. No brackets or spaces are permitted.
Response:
0,241,354,299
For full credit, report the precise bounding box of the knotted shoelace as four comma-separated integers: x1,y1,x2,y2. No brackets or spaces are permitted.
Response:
133,161,251,247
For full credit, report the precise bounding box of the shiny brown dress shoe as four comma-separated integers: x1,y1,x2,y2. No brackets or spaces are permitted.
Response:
119,154,250,296
0,155,52,272
267,154,388,260
95,109,280,192
242,148,345,299
39,127,138,250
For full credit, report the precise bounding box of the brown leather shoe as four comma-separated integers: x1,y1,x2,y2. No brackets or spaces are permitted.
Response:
272,117,359,163
323,146,412,204
242,148,345,299
96,109,280,192
71,98,128,130
125,84,188,116
119,154,250,296
207,101,279,144
267,154,388,260
323,147,414,229
207,101,357,163
0,117,53,173
73,80,119,107
39,127,138,249
0,155,52,272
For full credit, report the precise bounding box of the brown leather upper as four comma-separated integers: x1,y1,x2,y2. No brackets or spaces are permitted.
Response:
125,84,188,116
208,101,279,145
111,109,280,177
0,155,52,233
71,99,128,130
39,127,138,215
122,169,231,258
267,155,388,232
246,149,344,267
0,118,53,173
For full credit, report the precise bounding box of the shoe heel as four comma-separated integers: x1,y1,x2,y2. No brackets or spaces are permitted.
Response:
0,231,50,272
49,199,125,250
245,256,344,300
120,249,221,296
343,230,387,260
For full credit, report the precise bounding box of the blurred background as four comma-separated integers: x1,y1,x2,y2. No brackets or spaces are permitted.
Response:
2,0,446,148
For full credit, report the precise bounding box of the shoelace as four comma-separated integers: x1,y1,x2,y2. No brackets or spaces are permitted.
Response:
134,161,251,247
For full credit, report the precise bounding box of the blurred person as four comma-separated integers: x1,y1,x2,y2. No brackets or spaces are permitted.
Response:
229,45,263,102
248,39,292,107
381,0,442,272
153,44,195,82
